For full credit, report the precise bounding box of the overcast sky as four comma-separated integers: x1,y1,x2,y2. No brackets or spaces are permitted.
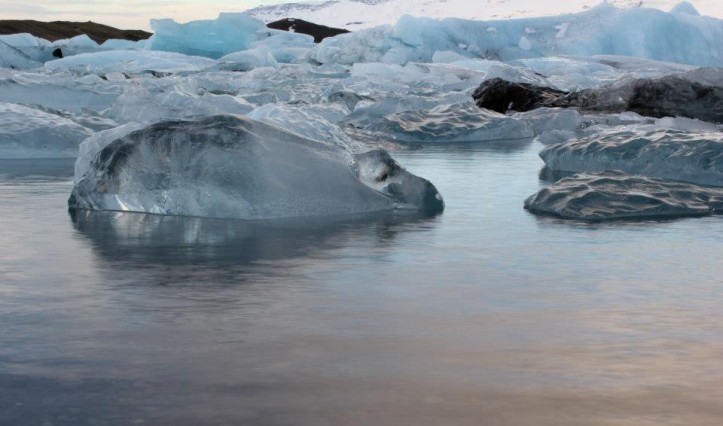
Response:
0,0,297,30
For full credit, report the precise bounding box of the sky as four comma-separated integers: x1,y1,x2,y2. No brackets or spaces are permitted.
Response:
0,0,296,30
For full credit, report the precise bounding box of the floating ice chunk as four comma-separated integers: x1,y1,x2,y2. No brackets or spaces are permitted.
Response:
0,39,43,69
109,78,253,123
525,171,723,221
49,35,100,58
45,50,215,73
0,33,52,63
216,47,279,71
342,91,472,131
150,13,266,58
679,67,723,87
0,103,93,158
540,130,723,187
357,101,534,143
0,70,120,113
74,122,146,183
250,30,315,50
654,116,718,132
248,31,314,63
69,115,444,219
100,39,150,50
248,103,360,151
513,108,582,145
311,25,396,65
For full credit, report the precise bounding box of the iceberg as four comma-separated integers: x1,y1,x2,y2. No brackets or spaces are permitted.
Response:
0,39,42,69
539,130,723,187
0,33,53,64
215,47,279,72
73,122,147,183
312,4,723,67
0,103,93,158
525,171,723,220
69,115,444,219
247,103,362,151
45,50,215,74
49,34,99,58
351,101,534,143
150,13,266,58
109,79,253,124
0,70,121,113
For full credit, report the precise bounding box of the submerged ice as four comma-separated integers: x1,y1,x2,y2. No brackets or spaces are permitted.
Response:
70,115,444,219
525,171,723,220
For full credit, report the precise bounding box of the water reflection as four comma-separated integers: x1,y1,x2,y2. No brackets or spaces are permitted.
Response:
0,158,75,182
537,165,576,183
402,137,534,154
70,209,440,271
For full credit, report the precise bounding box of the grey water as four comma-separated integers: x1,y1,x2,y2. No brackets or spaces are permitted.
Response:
1,142,722,426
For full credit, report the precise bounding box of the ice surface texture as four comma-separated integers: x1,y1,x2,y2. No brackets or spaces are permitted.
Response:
525,171,723,220
70,115,444,219
540,130,723,187
312,4,723,66
0,103,92,158
45,50,215,74
150,13,266,59
350,101,534,143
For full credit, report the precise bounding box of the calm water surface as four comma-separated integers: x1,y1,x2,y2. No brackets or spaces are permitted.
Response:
1,143,722,425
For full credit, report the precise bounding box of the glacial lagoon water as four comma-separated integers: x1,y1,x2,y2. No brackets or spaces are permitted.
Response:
1,141,722,425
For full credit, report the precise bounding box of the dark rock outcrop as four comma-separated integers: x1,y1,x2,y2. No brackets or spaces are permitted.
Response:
472,78,567,113
0,20,151,44
473,75,723,123
267,18,349,43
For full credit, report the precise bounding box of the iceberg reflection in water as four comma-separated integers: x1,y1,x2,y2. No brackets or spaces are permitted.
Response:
70,208,440,272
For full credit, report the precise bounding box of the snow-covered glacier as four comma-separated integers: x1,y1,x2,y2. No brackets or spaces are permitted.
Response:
525,171,723,220
69,115,444,219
